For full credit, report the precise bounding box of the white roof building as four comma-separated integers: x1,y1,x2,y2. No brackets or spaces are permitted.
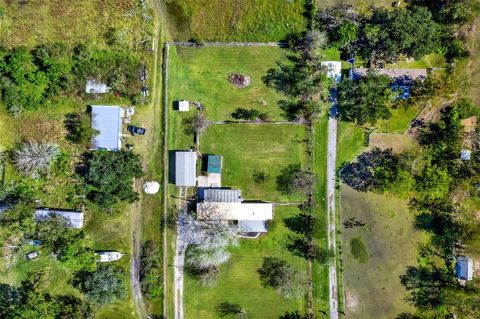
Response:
321,61,342,83
35,208,84,229
86,80,111,94
178,100,190,112
175,151,197,186
461,150,471,161
91,105,123,151
197,202,273,221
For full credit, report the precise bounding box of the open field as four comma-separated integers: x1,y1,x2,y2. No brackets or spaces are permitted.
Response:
340,185,425,318
200,124,308,202
168,45,287,121
0,0,152,49
184,205,308,319
164,0,306,41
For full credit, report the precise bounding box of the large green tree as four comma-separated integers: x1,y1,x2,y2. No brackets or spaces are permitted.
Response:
82,150,143,208
75,265,126,306
337,71,393,126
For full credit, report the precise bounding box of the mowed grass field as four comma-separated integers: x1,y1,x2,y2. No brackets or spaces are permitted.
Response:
165,0,306,41
184,206,308,319
168,46,287,121
200,124,307,203
340,186,425,318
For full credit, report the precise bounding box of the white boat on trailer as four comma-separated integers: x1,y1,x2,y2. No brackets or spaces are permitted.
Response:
96,251,124,262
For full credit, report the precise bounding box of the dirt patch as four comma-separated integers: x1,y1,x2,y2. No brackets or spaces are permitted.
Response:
346,291,359,311
228,73,251,89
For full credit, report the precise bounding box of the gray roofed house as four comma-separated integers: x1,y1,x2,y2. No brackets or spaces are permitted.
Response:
86,80,111,94
35,208,84,229
91,105,123,151
456,256,473,281
198,188,242,202
175,151,197,186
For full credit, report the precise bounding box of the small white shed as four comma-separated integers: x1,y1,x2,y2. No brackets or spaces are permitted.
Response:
178,100,190,112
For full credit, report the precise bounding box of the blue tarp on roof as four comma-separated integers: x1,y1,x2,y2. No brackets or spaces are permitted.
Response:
91,105,122,151
207,155,222,174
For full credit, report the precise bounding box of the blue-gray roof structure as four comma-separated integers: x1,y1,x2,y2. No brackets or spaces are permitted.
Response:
91,105,123,151
175,151,197,186
35,208,84,229
198,188,242,202
456,256,473,281
238,220,267,233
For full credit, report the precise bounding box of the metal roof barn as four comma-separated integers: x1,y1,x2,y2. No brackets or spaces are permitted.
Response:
91,105,123,151
175,151,197,186
35,209,84,229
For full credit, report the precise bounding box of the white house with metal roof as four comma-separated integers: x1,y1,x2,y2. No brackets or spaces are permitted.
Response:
91,105,123,151
175,151,197,186
35,208,84,229
196,187,273,237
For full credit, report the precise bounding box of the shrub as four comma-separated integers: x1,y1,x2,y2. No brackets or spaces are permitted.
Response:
252,170,267,184
64,112,98,147
350,237,368,263
276,164,314,195
257,257,306,298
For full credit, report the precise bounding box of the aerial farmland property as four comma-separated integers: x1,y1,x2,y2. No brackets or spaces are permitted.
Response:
0,1,479,319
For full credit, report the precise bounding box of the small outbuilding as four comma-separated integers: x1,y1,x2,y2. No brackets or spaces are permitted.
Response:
461,150,472,161
175,151,197,187
35,208,84,229
456,256,473,281
178,100,190,112
86,80,111,94
91,105,123,151
207,155,222,174
321,61,342,83
27,251,39,260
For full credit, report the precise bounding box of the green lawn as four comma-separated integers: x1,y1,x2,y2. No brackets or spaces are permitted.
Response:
376,105,421,133
340,186,426,318
312,118,330,315
184,206,308,319
165,0,306,41
200,124,308,202
336,121,366,168
168,45,287,121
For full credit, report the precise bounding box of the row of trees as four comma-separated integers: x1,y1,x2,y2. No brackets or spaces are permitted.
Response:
0,44,143,115
318,0,478,63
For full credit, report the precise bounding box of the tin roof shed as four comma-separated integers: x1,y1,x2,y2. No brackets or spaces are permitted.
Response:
91,105,123,151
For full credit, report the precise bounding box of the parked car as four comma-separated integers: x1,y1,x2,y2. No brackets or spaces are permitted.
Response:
127,125,146,135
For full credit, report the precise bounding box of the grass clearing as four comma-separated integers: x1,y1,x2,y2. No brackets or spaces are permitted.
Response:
200,124,308,202
0,0,152,49
375,105,421,133
168,45,287,121
165,0,306,41
184,205,308,319
340,185,425,318
336,121,366,167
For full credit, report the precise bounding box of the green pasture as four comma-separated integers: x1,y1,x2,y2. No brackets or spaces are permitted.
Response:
184,206,308,319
